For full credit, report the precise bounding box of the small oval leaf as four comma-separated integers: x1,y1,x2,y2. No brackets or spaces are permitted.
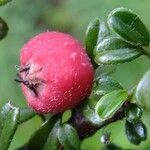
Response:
0,102,11,134
125,121,141,145
85,18,100,58
83,104,102,126
0,101,20,150
102,143,122,150
95,64,116,81
43,120,60,150
125,103,142,123
125,120,147,145
28,116,58,150
0,17,8,40
57,124,80,150
94,37,142,64
108,7,150,46
135,69,150,109
97,21,110,44
19,108,36,124
95,90,128,120
93,76,123,97
134,121,147,141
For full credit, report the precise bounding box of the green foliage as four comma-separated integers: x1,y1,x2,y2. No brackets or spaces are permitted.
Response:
94,36,143,64
95,64,116,81
97,21,110,44
125,120,147,145
0,1,150,149
101,143,122,150
0,0,12,6
0,17,8,40
95,90,128,120
28,116,59,150
135,69,150,109
0,102,20,150
108,7,150,46
57,124,81,150
125,121,141,145
82,103,102,126
134,121,147,141
85,18,100,58
93,76,123,97
125,103,142,123
19,108,36,124
43,120,60,150
85,7,150,66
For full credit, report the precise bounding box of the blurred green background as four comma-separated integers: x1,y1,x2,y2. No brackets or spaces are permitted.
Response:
0,0,150,149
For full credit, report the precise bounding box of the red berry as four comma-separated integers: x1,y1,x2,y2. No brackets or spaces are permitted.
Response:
19,31,94,113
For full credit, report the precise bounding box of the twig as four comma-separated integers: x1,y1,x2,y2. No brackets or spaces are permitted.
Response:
69,102,129,139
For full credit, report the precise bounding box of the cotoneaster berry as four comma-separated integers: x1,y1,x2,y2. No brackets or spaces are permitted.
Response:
16,31,94,113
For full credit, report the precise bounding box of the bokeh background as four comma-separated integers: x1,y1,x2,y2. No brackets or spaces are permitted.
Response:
0,0,150,149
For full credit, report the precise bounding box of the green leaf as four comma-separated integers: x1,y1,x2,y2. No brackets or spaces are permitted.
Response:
95,90,128,120
91,76,122,103
0,17,8,40
0,102,10,134
57,124,80,150
0,101,20,150
85,18,100,58
95,64,116,81
19,108,36,124
62,110,72,123
0,0,12,6
83,104,102,126
102,143,122,150
94,37,142,64
108,7,150,46
28,116,58,150
125,120,147,145
93,76,123,97
43,120,60,150
134,120,147,141
135,69,150,109
125,104,142,123
97,21,110,44
125,121,141,145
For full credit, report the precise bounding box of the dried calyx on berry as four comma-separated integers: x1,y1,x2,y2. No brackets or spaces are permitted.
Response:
15,64,45,97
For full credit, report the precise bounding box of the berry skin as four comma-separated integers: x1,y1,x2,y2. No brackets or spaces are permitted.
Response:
19,31,94,113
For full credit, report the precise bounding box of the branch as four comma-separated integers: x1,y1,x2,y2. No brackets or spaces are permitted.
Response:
69,102,129,139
